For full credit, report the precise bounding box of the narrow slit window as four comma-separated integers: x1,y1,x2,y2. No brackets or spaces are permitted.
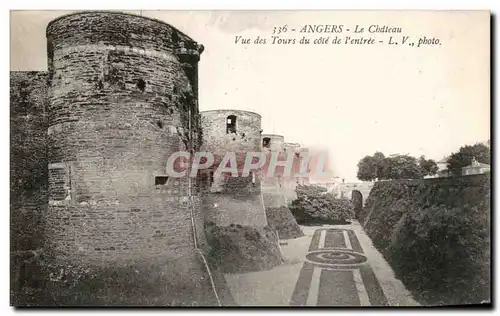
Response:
155,176,169,185
226,115,237,134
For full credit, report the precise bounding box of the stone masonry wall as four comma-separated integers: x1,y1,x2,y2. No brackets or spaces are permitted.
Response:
281,142,304,203
200,110,267,227
45,11,205,265
262,134,284,151
336,182,375,205
261,134,289,209
10,71,49,252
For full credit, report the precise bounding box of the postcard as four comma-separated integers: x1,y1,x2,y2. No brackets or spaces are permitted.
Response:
10,10,491,307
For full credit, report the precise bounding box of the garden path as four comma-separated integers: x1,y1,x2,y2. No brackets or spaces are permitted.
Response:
222,220,419,306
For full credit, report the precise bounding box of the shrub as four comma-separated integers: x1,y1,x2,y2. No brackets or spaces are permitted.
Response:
362,174,490,305
363,181,416,249
295,184,328,198
290,185,354,224
387,203,490,305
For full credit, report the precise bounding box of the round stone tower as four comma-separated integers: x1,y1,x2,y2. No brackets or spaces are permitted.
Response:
45,12,206,266
262,134,284,151
200,109,267,227
282,142,302,201
299,147,311,185
283,142,301,152
261,134,289,208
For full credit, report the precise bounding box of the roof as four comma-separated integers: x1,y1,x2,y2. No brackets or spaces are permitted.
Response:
463,162,490,168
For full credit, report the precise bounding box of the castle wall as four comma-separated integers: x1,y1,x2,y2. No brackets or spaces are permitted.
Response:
335,182,375,205
298,147,311,185
261,134,289,209
281,142,304,203
200,110,267,227
44,11,206,265
262,134,284,151
10,71,49,251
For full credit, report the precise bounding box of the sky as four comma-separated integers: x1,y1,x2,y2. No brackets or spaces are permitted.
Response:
10,10,490,182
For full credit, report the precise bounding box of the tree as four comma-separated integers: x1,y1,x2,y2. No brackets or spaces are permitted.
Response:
418,156,439,177
386,155,423,180
446,143,491,177
357,152,389,181
357,155,377,181
373,152,389,180
357,152,438,181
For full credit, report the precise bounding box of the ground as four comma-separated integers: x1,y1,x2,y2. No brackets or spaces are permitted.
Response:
220,220,419,306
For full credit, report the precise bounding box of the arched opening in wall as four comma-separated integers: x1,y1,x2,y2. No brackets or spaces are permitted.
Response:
351,190,363,211
226,115,237,134
263,137,271,148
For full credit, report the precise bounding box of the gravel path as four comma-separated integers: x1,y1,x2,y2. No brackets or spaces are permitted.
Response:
223,220,420,306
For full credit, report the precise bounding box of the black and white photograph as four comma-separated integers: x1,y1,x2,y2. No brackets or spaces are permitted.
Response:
8,7,491,308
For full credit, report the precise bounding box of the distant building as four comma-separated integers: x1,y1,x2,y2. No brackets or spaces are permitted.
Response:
462,157,491,176
434,156,452,178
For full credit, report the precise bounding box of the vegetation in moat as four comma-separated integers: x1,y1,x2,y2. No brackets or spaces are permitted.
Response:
290,185,355,225
265,206,303,239
360,173,490,305
11,250,219,306
204,222,283,274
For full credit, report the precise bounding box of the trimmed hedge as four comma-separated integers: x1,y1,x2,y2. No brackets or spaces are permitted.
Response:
362,181,416,249
362,174,490,305
290,185,354,225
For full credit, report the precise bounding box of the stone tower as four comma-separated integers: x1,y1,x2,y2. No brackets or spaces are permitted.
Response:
261,134,289,208
282,142,303,202
298,147,311,185
10,72,49,253
44,12,210,292
262,134,285,152
200,109,267,227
